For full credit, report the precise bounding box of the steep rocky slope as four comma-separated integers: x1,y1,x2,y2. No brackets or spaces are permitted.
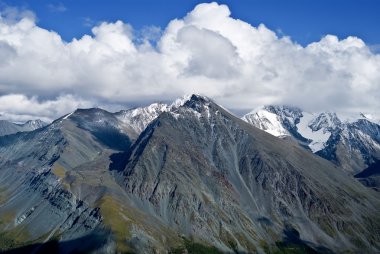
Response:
0,109,128,252
0,97,379,253
114,95,380,253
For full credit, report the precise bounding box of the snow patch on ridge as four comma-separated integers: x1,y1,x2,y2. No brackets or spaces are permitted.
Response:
296,112,331,152
170,94,193,109
63,112,74,120
115,103,170,134
242,108,289,137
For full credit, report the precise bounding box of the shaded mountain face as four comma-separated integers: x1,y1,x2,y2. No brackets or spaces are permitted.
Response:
243,106,380,176
0,96,380,253
355,160,380,191
0,119,47,136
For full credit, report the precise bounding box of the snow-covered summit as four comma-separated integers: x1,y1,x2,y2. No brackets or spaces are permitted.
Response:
114,102,170,134
242,108,289,137
21,119,47,130
170,94,193,109
114,94,213,135
243,106,356,152
243,105,380,174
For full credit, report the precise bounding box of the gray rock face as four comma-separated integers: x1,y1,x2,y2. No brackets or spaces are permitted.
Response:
0,109,127,253
115,95,380,253
0,107,180,253
315,119,380,176
0,96,380,253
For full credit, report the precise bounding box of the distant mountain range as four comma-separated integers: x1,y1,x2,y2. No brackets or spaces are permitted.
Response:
242,105,380,191
0,95,379,253
0,119,47,136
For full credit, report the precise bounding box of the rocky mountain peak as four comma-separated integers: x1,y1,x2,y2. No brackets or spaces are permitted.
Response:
181,94,212,112
264,105,303,119
22,119,47,128
243,104,380,175
308,112,341,132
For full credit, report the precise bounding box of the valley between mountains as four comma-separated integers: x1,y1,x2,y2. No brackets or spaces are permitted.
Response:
0,95,379,253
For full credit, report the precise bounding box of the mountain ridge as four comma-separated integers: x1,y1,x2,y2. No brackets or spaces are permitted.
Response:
0,95,379,253
243,105,380,176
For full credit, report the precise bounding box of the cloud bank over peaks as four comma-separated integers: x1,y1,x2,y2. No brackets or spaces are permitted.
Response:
0,94,94,123
0,2,379,122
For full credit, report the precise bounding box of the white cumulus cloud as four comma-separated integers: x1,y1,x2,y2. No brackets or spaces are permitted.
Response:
0,2,379,122
0,94,93,122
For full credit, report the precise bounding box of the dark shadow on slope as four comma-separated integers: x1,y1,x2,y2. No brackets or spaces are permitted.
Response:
0,231,109,254
279,225,335,254
70,108,132,151
109,151,130,172
355,160,380,191
90,128,132,151
109,119,158,172
256,217,273,226
355,160,380,178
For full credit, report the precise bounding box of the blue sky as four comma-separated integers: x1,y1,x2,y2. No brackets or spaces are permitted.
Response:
1,0,380,46
0,1,380,122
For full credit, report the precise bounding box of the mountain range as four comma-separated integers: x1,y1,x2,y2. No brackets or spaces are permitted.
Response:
242,105,380,190
0,119,47,137
0,95,379,254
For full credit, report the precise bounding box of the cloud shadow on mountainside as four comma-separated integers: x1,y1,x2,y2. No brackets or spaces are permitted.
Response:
0,231,109,254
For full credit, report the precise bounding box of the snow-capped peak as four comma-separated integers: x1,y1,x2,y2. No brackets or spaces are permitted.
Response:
22,119,47,129
169,94,211,110
114,94,214,136
115,102,170,135
307,112,341,132
243,106,342,152
243,105,380,156
296,112,333,152
242,107,289,137
129,102,169,117
170,94,193,109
